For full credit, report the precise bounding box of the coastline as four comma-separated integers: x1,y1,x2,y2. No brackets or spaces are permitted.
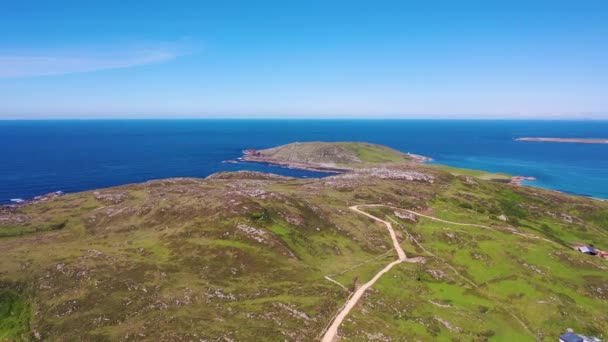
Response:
3,141,606,206
3,159,605,208
237,148,608,202
3,120,608,205
240,155,352,173
2,191,65,208
508,175,537,186
516,137,608,144
239,148,545,192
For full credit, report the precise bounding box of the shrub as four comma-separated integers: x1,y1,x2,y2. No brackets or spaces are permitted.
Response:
0,289,31,340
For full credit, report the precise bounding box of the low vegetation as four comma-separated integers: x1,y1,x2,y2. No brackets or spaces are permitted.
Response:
1,143,607,340
252,141,414,167
0,287,30,340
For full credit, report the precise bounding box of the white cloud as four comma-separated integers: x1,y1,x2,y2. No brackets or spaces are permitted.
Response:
0,46,182,78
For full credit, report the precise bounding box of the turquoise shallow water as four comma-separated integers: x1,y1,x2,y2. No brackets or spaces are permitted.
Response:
1,119,607,203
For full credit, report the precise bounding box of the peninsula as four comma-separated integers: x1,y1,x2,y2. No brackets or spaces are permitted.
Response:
1,142,607,340
516,137,608,144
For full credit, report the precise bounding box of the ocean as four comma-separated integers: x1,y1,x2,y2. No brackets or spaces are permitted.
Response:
1,119,607,203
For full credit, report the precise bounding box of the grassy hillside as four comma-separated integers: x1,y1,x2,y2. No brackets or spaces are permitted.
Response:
429,164,512,181
1,148,608,340
253,142,414,166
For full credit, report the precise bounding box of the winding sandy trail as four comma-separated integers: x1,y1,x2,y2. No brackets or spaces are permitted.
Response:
321,205,414,342
359,204,557,245
321,203,549,341
321,259,404,342
349,205,406,261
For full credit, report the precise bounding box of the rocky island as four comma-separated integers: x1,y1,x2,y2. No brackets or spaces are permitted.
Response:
1,142,607,340
241,141,432,173
516,137,608,144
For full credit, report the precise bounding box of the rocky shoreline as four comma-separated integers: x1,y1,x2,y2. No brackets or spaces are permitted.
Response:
3,191,64,208
404,152,433,163
509,175,537,186
239,149,351,173
241,150,542,193
238,149,539,189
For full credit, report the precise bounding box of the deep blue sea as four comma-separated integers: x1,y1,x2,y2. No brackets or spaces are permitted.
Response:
1,120,607,203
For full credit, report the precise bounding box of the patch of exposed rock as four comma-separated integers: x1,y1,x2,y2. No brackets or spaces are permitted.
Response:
394,210,417,222
31,191,65,203
234,223,297,258
434,317,461,332
273,303,311,322
365,332,392,341
0,207,30,226
206,287,236,302
331,168,434,182
94,191,128,204
236,224,268,244
461,176,478,185
279,211,305,226
427,269,447,280
560,213,582,224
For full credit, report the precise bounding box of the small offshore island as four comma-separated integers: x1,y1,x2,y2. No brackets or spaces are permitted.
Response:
516,137,608,144
239,142,537,186
241,141,432,173
1,142,607,340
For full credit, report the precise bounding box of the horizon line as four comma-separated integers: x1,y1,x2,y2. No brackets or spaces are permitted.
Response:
1,117,608,121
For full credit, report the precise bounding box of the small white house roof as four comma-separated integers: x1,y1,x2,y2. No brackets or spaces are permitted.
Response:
577,246,598,254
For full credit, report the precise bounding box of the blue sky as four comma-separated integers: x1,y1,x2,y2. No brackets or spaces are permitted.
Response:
1,0,607,119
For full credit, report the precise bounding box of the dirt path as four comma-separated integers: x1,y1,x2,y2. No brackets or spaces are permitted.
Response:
346,204,539,339
321,203,545,341
360,204,557,245
349,205,407,260
321,205,420,342
324,276,348,291
321,259,404,342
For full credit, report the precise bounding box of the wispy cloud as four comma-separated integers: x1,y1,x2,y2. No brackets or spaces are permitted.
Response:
0,44,185,79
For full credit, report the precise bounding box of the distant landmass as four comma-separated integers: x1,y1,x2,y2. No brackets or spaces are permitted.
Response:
240,141,432,172
516,137,608,144
1,141,607,340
